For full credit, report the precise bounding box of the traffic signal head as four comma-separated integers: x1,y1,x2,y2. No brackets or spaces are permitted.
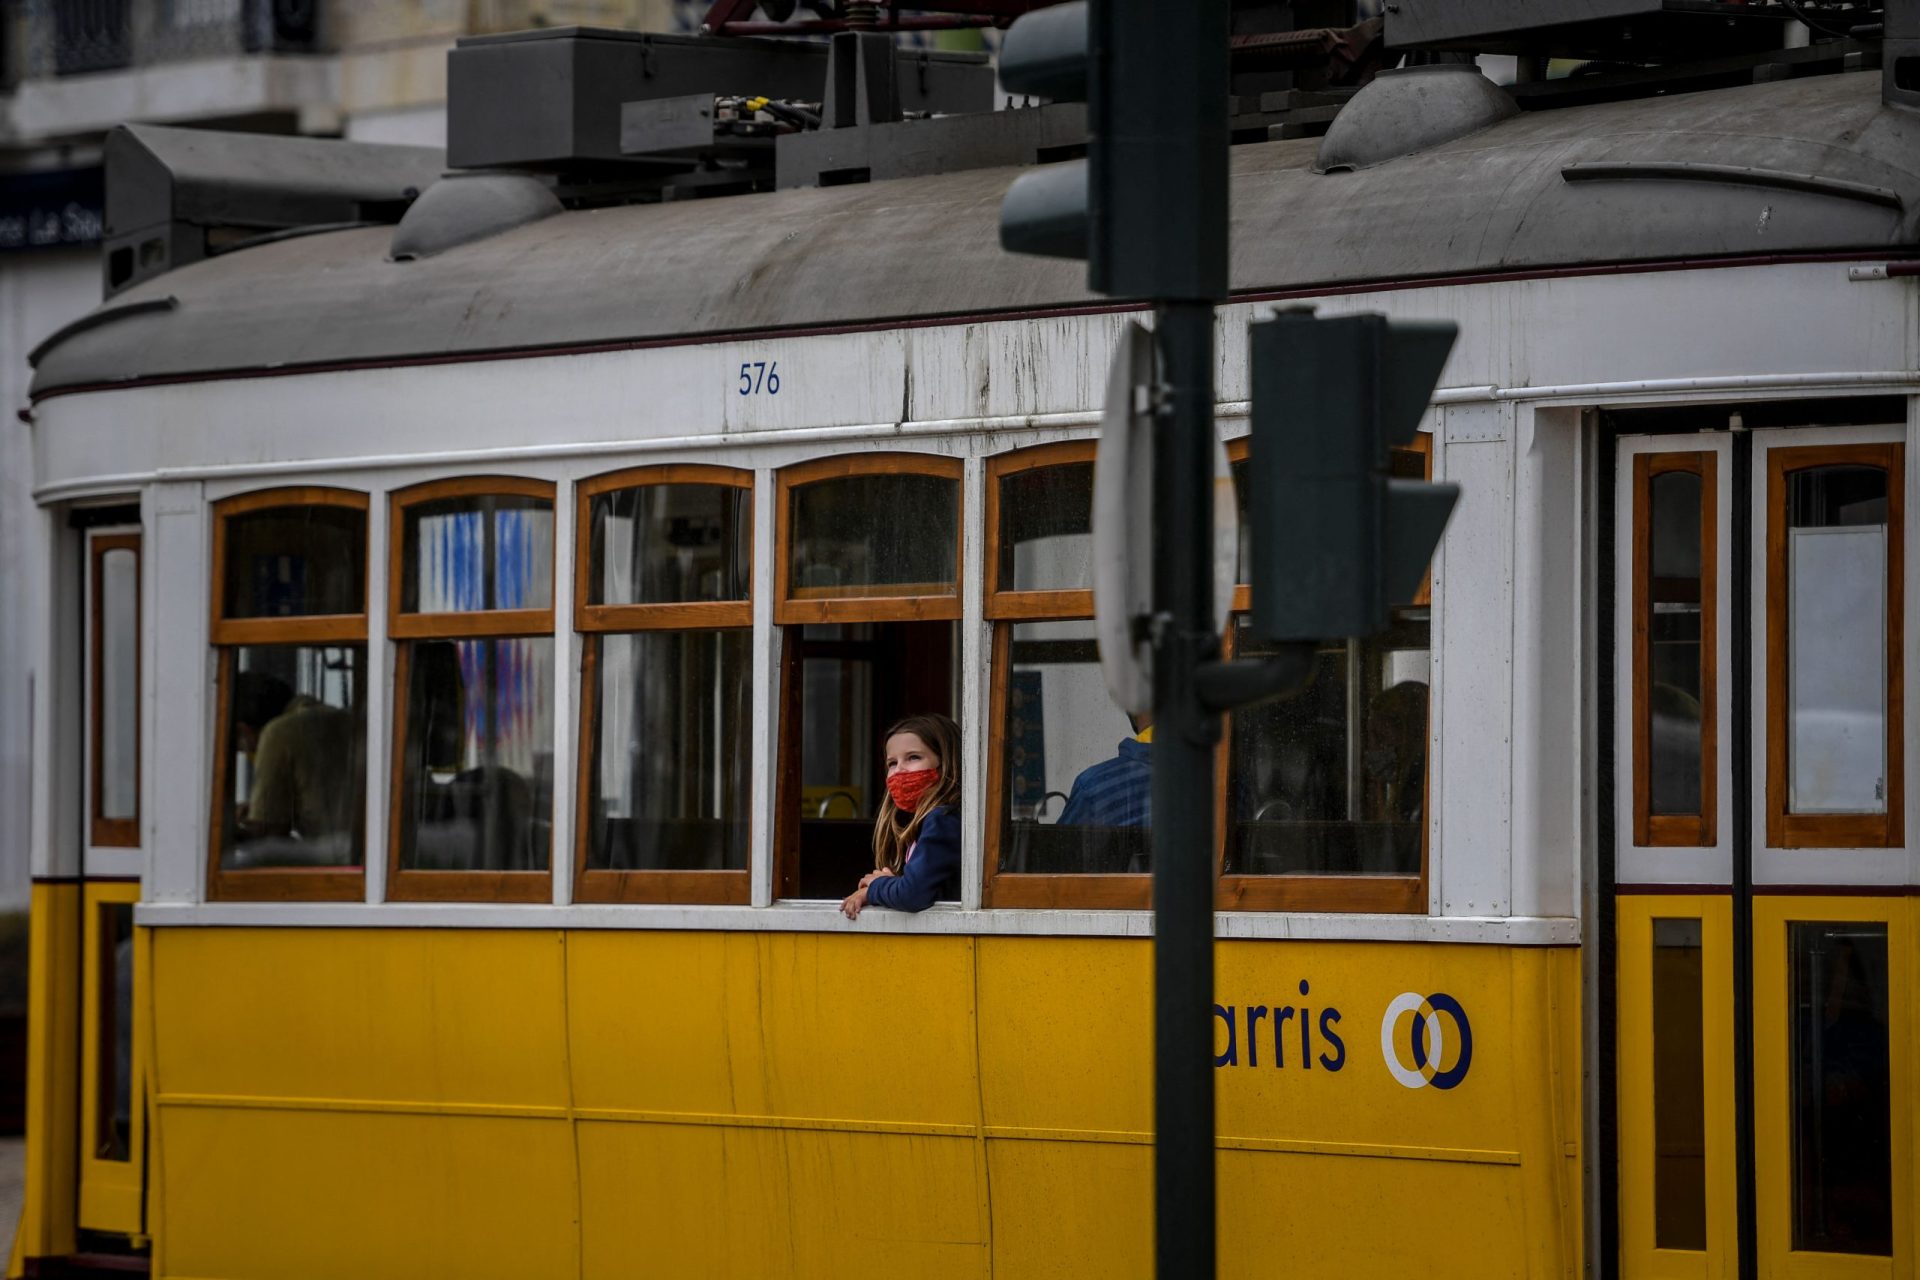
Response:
997,0,1227,302
1246,310,1460,641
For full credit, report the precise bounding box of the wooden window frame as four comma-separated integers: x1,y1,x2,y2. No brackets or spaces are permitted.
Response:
982,440,1163,909
573,464,753,905
206,487,369,902
772,453,963,899
1631,451,1719,848
774,453,964,625
386,476,557,903
89,531,141,849
1765,442,1905,850
1214,436,1429,914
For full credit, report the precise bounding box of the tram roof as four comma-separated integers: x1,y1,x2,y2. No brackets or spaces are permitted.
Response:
29,69,1920,399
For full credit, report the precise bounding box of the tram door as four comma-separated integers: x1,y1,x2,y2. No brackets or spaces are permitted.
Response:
76,524,146,1240
1613,416,1909,1280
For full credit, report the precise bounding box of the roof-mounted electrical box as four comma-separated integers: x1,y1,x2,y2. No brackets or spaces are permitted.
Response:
102,123,444,299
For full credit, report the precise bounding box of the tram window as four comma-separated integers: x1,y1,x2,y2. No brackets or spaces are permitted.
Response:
981,443,1150,908
1219,438,1430,913
996,619,1149,874
1789,921,1891,1256
1650,918,1707,1251
95,901,133,1163
576,467,752,904
1223,621,1429,883
208,489,369,900
1632,453,1717,848
389,480,556,902
89,534,140,847
780,620,958,900
219,502,364,618
398,489,554,613
998,460,1094,592
776,454,961,903
215,644,367,868
1766,445,1904,849
780,458,961,609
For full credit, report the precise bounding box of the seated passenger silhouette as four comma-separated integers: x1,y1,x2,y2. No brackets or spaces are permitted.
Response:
1362,681,1428,824
233,671,355,843
1059,713,1153,828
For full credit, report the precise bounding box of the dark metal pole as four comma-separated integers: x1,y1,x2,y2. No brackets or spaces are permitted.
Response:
1731,427,1757,1280
1152,298,1219,1278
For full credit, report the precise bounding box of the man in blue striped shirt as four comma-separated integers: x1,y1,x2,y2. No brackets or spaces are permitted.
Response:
1058,717,1153,828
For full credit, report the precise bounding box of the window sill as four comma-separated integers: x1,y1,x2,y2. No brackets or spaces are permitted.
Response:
136,900,1580,946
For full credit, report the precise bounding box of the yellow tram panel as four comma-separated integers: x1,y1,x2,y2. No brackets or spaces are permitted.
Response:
137,926,1582,1279
1615,895,1740,1280
18,881,81,1266
1750,897,1915,1280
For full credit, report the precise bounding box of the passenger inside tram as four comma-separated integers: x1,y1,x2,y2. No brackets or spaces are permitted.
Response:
840,713,962,918
1058,712,1153,828
786,620,959,899
226,666,362,866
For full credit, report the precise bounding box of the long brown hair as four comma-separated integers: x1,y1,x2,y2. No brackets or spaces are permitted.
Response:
871,713,961,873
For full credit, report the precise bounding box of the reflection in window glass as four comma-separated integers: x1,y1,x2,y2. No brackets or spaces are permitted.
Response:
790,472,957,597
1648,471,1705,817
998,619,1150,875
1787,466,1889,815
1790,922,1891,1256
222,505,365,618
397,637,554,871
587,629,750,871
98,546,138,823
590,483,749,606
97,902,132,1162
402,494,554,613
1225,617,1429,876
998,463,1093,593
218,644,365,869
1651,918,1706,1250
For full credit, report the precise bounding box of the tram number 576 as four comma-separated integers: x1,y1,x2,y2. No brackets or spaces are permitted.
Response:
737,361,781,396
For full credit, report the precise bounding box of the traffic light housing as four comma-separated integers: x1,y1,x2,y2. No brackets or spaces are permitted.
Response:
1247,310,1460,641
997,0,1227,302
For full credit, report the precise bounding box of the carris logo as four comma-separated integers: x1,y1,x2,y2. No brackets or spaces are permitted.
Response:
1379,992,1473,1090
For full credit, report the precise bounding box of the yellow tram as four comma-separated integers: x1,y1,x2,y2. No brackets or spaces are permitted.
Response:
8,16,1920,1279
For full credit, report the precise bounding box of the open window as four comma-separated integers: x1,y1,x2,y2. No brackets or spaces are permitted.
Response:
207,487,369,901
574,465,753,904
387,478,556,902
1765,442,1905,849
774,454,961,902
1219,435,1430,913
983,441,1151,909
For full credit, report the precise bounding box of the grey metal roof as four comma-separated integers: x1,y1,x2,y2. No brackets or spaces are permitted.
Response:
31,70,1920,398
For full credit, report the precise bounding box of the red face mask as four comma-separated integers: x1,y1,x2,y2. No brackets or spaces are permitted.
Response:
886,767,940,812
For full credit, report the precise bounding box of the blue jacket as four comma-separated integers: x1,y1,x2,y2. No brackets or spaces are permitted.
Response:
864,805,959,912
1058,738,1152,827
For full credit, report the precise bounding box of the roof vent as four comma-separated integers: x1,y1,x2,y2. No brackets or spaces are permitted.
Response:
390,173,563,261
1314,64,1517,173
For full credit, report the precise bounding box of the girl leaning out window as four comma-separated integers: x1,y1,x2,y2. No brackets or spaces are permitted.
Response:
840,714,961,918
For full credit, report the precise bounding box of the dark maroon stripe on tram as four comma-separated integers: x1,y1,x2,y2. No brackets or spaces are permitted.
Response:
29,250,1916,406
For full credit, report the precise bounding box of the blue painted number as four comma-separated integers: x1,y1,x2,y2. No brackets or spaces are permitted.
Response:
737,360,781,396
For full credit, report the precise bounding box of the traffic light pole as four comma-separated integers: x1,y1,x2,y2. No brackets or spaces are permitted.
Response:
1151,298,1220,1279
